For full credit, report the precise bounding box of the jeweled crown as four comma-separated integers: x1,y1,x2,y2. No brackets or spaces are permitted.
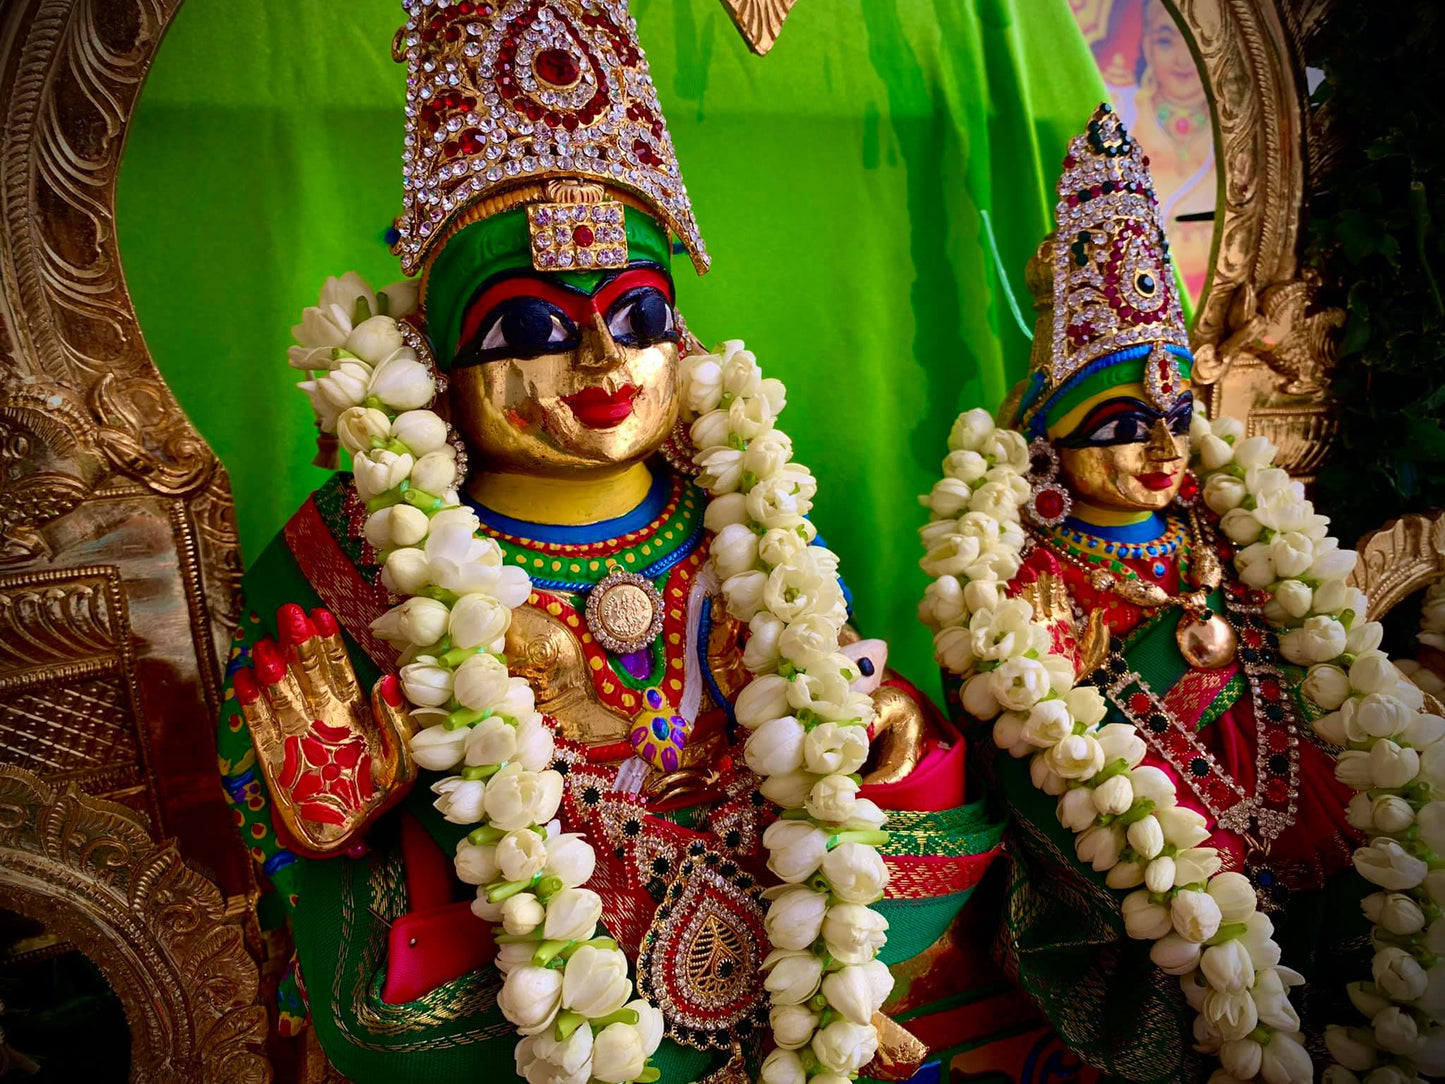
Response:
392,0,708,276
1042,104,1189,403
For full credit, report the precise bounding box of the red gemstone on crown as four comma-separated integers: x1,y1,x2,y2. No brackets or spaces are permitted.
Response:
573,224,595,247
535,48,581,87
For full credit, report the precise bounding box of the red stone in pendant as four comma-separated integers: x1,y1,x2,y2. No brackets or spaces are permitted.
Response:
535,47,581,87
573,224,595,247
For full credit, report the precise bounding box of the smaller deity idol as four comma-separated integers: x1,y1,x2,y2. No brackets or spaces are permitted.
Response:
214,3,1000,1082
914,106,1420,1083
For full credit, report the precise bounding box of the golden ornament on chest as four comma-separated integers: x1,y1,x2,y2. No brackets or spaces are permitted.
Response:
585,568,665,654
1175,601,1239,671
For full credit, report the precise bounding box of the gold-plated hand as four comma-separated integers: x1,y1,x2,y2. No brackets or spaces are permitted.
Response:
234,604,416,857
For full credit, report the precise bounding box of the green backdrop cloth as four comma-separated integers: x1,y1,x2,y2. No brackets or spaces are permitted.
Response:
117,0,1105,694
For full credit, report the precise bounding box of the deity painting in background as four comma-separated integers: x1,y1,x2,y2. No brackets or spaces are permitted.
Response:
1069,0,1216,302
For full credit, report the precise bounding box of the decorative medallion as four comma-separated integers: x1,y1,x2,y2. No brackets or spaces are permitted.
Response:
636,849,768,1051
585,567,664,653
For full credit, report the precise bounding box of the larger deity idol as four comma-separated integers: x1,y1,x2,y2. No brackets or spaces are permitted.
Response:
215,3,1002,1082
919,105,1445,1084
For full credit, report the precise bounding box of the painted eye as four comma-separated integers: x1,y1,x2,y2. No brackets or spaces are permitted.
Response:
606,288,675,345
1134,270,1158,297
1169,404,1193,435
1089,416,1144,444
478,298,575,355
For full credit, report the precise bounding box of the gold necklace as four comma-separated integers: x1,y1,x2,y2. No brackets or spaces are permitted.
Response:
1051,507,1238,670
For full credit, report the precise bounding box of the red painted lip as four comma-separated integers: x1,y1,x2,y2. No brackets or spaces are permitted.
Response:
1138,472,1178,491
562,384,639,429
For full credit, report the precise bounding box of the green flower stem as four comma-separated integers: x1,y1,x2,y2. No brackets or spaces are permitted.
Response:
487,875,540,903
446,707,487,730
466,824,506,846
585,937,619,952
402,484,444,513
535,875,564,899
494,931,542,944
636,1068,661,1083
416,584,460,605
532,939,576,967
365,491,402,513
1204,921,1249,946
1092,758,1132,784
553,1011,587,1041
589,1008,640,1029
440,645,487,668
417,634,452,657
827,830,888,849
1117,799,1157,827
461,763,502,781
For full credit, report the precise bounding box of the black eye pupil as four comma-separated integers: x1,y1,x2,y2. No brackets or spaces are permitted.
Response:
1136,272,1156,294
1117,417,1141,442
500,300,556,351
627,291,670,341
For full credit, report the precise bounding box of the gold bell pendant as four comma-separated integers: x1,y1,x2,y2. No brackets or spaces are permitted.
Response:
1176,603,1238,670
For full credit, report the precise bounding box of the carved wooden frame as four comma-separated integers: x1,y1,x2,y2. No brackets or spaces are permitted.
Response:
0,765,270,1081
1166,0,1343,480
0,0,268,1078
1347,513,1445,622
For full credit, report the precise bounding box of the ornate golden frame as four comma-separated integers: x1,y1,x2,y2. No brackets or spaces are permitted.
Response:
0,765,269,1081
0,0,268,1077
1347,513,1445,622
1168,0,1343,480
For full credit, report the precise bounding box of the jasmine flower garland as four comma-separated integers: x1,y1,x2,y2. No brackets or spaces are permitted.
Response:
289,273,665,1084
918,407,1327,1084
1193,415,1445,1084
679,341,894,1084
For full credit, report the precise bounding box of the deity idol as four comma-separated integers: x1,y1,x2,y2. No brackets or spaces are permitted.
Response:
919,105,1445,1083
215,4,997,1082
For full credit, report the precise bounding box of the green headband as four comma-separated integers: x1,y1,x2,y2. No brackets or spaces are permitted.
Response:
424,205,674,370
1018,345,1194,438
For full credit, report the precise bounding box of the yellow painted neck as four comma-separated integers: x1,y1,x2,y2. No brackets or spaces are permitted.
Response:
1068,500,1157,528
466,463,655,526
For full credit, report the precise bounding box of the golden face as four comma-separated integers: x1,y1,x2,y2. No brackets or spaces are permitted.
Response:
1054,385,1192,512
445,268,681,477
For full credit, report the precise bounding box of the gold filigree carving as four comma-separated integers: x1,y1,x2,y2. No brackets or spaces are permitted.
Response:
717,0,799,55
1347,512,1445,622
0,764,270,1082
0,0,259,1067
0,565,157,820
1170,0,1343,480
